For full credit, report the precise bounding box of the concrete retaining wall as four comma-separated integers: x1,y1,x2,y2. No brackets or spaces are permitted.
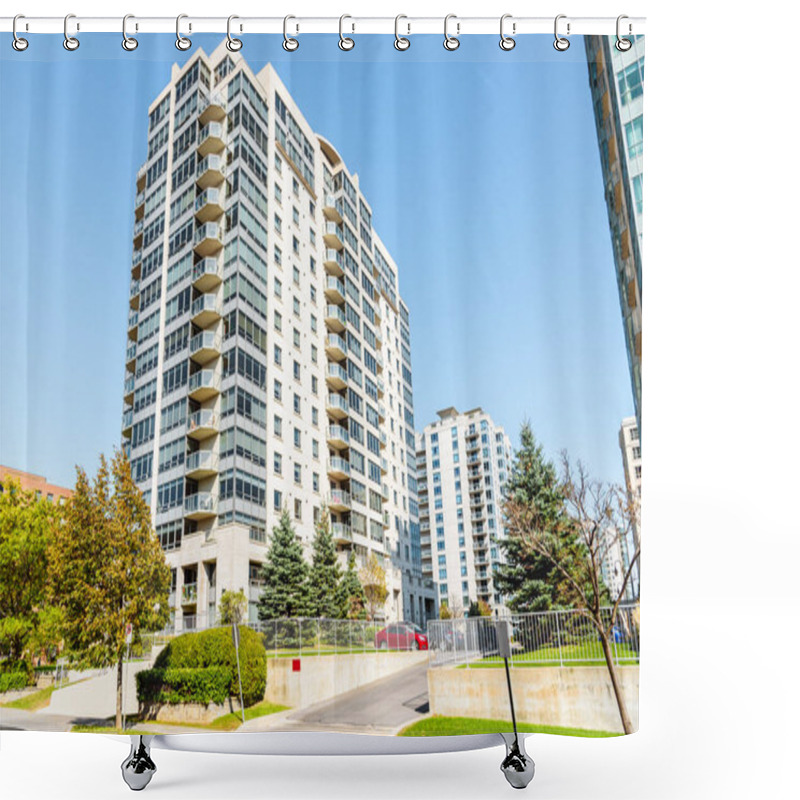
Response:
428,665,638,734
266,651,428,709
139,697,242,724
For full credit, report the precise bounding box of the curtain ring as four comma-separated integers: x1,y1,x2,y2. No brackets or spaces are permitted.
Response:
339,15,355,51
443,14,460,51
553,14,570,51
499,14,515,51
615,15,633,51
122,14,138,51
12,14,29,51
394,15,410,51
176,14,192,51
63,13,79,51
283,15,299,51
227,15,243,52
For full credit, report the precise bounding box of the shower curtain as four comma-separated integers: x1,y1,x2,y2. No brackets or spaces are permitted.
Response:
0,30,643,741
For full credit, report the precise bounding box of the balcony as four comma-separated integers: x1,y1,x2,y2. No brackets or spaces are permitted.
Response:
123,375,135,404
248,581,263,604
131,249,142,279
127,309,139,340
375,331,383,350
420,520,431,532
121,408,133,436
381,483,390,501
377,378,385,398
326,392,349,420
379,457,388,474
324,304,347,333
184,492,217,520
193,221,224,257
190,331,221,365
125,342,137,372
327,457,351,481
324,276,345,305
382,509,390,528
188,368,221,401
199,92,227,125
466,438,480,454
185,450,219,479
195,187,224,224
191,293,221,327
326,363,348,391
331,522,352,544
325,333,347,361
323,248,344,277
192,257,222,292
322,194,343,224
326,425,350,450
375,354,384,373
129,279,140,310
197,121,225,157
379,431,387,449
196,154,226,190
136,163,146,192
378,403,387,422
187,409,219,440
470,494,484,508
327,489,351,511
420,535,431,546
323,222,344,250
134,190,145,212
181,583,198,605
133,218,144,248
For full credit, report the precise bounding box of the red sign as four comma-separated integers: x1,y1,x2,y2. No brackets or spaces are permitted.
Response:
292,658,301,672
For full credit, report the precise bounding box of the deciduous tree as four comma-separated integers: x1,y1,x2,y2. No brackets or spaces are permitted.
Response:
218,588,247,625
359,552,388,621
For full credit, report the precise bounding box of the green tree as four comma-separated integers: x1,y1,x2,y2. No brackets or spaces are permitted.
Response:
335,551,366,620
0,478,63,664
308,508,342,618
360,552,389,621
257,510,311,620
439,601,453,620
495,423,572,613
51,451,170,729
218,588,247,625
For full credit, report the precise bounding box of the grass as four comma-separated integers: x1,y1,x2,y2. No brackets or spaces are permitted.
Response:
1,684,59,711
457,642,639,669
71,725,149,734
398,716,621,738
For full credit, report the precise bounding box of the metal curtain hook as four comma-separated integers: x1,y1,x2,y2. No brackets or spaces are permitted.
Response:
394,15,410,51
615,14,633,51
499,14,516,51
63,13,79,51
444,13,460,51
553,14,570,51
283,15,299,51
12,14,29,51
339,15,354,51
227,15,243,52
122,14,138,51
176,14,192,51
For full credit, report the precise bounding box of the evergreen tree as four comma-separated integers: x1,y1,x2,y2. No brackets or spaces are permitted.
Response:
257,510,312,619
335,551,367,620
308,508,342,618
494,422,572,613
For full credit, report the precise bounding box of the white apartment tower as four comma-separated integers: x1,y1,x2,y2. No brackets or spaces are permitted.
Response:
416,408,513,615
121,44,427,629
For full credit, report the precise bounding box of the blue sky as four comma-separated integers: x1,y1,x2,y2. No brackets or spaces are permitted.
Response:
0,34,633,489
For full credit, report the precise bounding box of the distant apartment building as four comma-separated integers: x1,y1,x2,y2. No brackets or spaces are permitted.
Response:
0,465,73,504
416,408,513,615
585,35,644,431
618,416,641,599
120,43,431,630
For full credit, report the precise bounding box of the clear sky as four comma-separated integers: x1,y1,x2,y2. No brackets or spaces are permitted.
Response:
0,34,633,490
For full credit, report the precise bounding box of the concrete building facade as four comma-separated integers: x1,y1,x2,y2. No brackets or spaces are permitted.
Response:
120,44,431,630
618,415,642,599
416,407,513,616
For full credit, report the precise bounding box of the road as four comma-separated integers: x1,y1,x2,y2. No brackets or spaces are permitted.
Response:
244,661,431,735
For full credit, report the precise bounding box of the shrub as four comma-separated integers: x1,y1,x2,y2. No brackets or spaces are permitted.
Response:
151,626,266,706
0,671,30,692
136,666,232,705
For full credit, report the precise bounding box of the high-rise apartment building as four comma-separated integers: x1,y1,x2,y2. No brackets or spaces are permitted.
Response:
618,415,641,599
416,408,513,615
121,43,430,630
585,36,644,431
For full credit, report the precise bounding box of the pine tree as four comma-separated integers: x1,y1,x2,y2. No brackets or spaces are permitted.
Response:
494,422,571,613
257,510,312,620
308,508,342,618
335,551,367,620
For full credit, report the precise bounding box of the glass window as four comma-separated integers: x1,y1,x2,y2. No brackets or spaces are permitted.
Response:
624,115,644,159
617,57,644,106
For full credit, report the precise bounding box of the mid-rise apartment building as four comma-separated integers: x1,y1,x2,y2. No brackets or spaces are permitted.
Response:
121,43,430,629
0,465,73,504
585,36,644,431
416,407,513,615
618,415,641,599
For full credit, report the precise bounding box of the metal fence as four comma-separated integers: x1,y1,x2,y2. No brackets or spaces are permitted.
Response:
427,605,640,668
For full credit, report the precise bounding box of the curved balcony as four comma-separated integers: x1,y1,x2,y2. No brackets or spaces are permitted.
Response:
378,403,387,422
121,408,133,438
326,425,350,449
324,304,347,333
196,154,226,190
331,522,352,545
187,409,218,440
184,492,217,520
190,331,221,366
326,363,348,391
188,368,221,402
323,222,344,250
377,378,385,398
375,354,384,374
193,221,224,257
380,483,390,501
125,342,137,373
326,393,349,421
127,310,139,341
323,248,344,278
379,457,388,474
131,248,142,280
324,276,345,305
199,93,227,126
195,187,224,224
123,375,135,405
185,450,219,479
129,279,140,311
192,257,223,292
322,194,343,224
326,489,351,512
325,333,347,361
191,293,221,327
379,431,387,449
197,121,225,158
327,457,351,481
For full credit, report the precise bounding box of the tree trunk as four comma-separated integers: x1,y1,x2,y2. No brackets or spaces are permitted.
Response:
115,656,124,731
599,630,634,734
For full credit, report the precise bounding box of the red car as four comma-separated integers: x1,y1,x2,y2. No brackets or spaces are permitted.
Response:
375,622,428,651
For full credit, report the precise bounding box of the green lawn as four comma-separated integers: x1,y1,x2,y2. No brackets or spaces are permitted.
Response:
456,642,638,668
1,684,60,711
207,699,289,731
398,716,621,738
71,725,149,734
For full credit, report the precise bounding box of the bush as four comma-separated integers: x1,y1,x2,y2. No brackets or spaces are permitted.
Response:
151,626,266,706
136,666,232,705
0,671,30,692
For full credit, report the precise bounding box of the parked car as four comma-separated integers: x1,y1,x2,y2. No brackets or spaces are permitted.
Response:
375,622,428,651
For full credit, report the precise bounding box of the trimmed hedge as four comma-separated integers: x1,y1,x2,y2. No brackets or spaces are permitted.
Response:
0,671,30,693
144,626,267,706
136,666,232,705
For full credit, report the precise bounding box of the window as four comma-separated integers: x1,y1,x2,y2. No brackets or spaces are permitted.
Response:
293,360,301,381
294,464,302,485
294,498,302,520
617,57,644,106
274,452,283,475
273,490,282,510
293,393,301,414
624,115,643,158
274,415,282,438
274,344,282,366
632,174,643,215
293,427,301,449
274,380,282,402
